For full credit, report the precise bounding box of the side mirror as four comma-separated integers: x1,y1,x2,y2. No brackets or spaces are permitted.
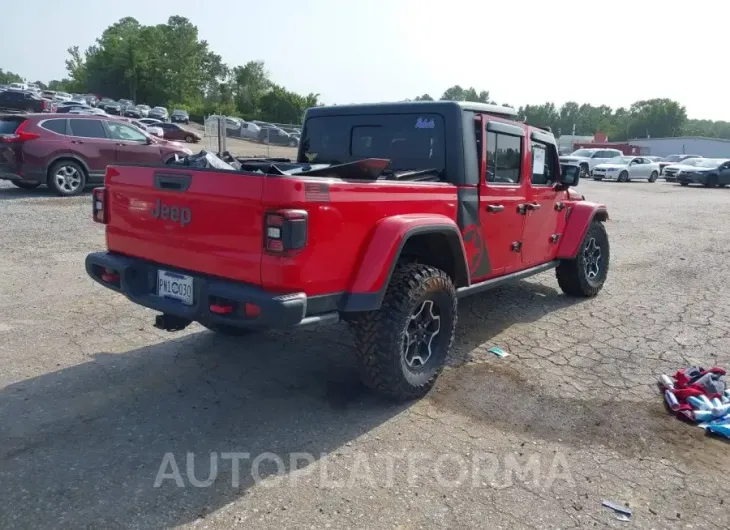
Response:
558,165,580,188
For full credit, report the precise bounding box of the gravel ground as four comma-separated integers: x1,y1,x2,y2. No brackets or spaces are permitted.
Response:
0,179,729,529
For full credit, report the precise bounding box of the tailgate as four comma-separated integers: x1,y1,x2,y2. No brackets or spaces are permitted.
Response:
104,165,265,285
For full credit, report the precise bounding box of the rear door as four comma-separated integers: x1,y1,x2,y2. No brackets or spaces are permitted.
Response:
105,120,163,166
521,134,563,266
67,118,116,178
476,119,528,279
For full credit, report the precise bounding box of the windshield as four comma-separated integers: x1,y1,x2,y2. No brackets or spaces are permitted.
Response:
675,158,702,167
695,158,725,168
606,156,632,164
663,155,682,162
299,113,446,176
570,149,596,157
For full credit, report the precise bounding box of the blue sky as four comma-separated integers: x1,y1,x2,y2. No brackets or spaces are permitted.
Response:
1,0,727,120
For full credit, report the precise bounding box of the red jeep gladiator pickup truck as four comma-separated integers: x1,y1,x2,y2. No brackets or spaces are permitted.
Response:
86,101,609,401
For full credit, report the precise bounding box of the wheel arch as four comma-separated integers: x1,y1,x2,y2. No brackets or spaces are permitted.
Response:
341,216,470,312
46,155,90,180
556,202,609,259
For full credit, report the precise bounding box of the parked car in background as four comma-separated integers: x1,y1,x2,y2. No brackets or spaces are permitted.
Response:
258,125,299,146
7,83,28,91
84,94,99,107
232,120,261,140
55,101,91,113
156,122,201,143
0,91,50,113
136,104,150,117
663,157,705,181
0,114,193,196
118,99,135,112
138,118,162,127
659,154,702,174
67,107,108,116
560,148,624,178
676,158,730,187
170,109,189,124
592,156,661,182
54,92,73,102
130,120,163,138
148,107,169,121
123,106,143,118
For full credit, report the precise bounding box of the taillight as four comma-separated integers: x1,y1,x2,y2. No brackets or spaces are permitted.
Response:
264,210,308,255
0,120,40,143
92,187,108,224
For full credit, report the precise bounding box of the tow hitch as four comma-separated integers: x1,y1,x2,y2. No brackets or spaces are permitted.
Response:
154,314,192,332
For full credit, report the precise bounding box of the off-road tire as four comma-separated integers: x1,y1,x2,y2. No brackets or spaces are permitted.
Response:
200,321,259,336
649,171,658,183
618,171,629,182
12,181,41,190
351,263,457,401
556,221,609,297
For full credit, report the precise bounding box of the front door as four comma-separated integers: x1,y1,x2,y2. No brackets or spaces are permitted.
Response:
105,121,162,165
521,138,563,266
474,120,528,281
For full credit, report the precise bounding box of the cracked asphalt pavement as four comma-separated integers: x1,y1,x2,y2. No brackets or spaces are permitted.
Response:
0,179,728,529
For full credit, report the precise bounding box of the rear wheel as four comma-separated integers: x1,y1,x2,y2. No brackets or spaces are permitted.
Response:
649,171,658,183
556,221,609,297
618,171,629,182
184,134,194,143
47,160,87,196
579,164,589,178
351,263,457,401
12,181,41,190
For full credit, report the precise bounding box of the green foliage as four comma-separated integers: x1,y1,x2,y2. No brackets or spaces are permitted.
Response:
0,69,24,84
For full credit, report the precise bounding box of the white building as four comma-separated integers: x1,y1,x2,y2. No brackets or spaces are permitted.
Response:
626,136,730,158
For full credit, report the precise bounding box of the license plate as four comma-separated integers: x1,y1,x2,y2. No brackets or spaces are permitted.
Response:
157,270,194,305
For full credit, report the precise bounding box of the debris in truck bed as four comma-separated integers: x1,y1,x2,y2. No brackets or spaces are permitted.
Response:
166,150,238,171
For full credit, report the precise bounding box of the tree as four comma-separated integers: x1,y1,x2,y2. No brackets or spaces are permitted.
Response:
414,94,434,101
0,69,23,84
440,85,493,103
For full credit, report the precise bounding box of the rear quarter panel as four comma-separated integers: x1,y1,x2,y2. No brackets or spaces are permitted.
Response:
260,179,459,296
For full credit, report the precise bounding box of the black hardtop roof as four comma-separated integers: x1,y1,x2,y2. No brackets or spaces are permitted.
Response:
305,100,519,119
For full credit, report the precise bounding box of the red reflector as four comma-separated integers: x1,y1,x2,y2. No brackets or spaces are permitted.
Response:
101,268,120,283
209,304,233,314
244,303,261,317
267,239,284,252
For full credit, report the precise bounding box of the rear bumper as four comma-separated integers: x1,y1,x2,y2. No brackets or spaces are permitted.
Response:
85,252,338,329
0,167,46,183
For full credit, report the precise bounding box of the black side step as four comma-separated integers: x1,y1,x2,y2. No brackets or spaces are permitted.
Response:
457,261,558,298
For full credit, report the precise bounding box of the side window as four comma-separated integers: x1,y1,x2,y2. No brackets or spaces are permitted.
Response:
40,119,67,135
531,142,557,186
106,122,147,142
486,132,522,184
69,119,107,139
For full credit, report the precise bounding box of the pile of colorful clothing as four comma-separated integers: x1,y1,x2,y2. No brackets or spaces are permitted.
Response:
659,366,730,439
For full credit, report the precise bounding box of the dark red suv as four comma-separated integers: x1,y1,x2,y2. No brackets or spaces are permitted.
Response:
0,114,193,196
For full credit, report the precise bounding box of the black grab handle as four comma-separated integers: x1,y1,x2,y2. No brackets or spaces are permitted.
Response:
154,173,192,192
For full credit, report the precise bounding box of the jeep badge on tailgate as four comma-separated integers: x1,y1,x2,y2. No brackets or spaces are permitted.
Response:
150,199,191,227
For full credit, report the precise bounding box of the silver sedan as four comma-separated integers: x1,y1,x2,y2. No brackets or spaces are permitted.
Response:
592,156,661,182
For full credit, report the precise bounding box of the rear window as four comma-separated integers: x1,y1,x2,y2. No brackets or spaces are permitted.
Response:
300,114,446,175
40,119,68,135
0,117,25,135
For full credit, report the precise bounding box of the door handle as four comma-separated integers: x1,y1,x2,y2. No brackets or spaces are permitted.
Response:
71,140,84,144
486,204,504,213
526,202,542,211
